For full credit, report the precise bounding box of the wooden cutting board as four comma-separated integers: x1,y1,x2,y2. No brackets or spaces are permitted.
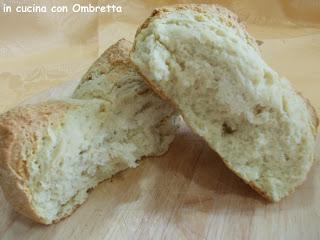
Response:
0,78,319,240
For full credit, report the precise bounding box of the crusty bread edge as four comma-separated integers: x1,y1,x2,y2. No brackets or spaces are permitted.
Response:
76,38,136,87
0,102,74,224
131,4,319,202
0,125,46,223
133,4,260,54
135,4,240,35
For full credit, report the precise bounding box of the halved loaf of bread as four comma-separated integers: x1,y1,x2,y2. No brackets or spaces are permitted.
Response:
130,4,319,201
0,39,177,224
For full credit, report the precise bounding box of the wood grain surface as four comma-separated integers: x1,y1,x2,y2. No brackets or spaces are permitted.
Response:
0,79,319,240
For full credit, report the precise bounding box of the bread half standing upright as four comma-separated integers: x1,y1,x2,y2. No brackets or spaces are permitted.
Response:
0,39,177,224
131,4,319,201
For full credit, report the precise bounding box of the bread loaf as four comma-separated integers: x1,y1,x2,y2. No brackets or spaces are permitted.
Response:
130,4,319,201
0,39,177,224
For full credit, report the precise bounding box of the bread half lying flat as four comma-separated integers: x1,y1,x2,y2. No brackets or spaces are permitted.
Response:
0,39,177,224
131,4,319,201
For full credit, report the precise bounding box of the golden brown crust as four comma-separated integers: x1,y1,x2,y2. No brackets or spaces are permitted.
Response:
133,4,259,54
80,39,135,85
0,125,43,222
74,38,153,99
136,4,238,36
132,4,318,202
0,101,75,224
105,38,132,65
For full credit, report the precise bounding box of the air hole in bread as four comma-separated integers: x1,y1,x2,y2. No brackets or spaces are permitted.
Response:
79,149,87,155
216,29,225,37
194,14,204,22
264,71,274,85
254,104,266,115
222,122,237,134
282,96,289,113
285,154,290,162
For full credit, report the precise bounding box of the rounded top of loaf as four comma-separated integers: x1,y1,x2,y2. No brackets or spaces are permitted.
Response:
134,4,260,54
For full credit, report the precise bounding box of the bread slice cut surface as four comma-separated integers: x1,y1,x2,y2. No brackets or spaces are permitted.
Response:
130,4,319,201
0,39,177,224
